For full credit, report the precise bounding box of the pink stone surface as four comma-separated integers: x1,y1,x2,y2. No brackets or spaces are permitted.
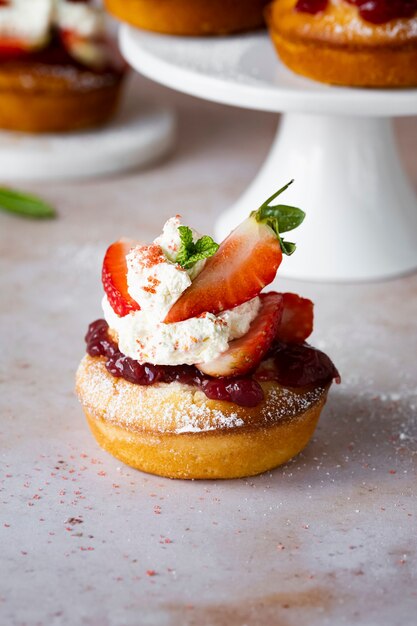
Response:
1,75,416,625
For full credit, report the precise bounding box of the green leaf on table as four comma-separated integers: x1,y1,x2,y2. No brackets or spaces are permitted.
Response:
0,187,56,219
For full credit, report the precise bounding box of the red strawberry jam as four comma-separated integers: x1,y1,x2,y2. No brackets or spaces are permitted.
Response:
257,341,340,388
106,356,163,386
202,378,264,407
295,0,417,23
85,320,339,408
85,319,118,358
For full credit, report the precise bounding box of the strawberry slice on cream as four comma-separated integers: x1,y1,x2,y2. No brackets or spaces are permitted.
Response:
102,240,140,318
164,180,304,324
197,292,284,378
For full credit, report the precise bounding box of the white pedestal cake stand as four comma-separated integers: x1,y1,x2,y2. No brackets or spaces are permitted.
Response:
0,84,176,182
120,26,417,281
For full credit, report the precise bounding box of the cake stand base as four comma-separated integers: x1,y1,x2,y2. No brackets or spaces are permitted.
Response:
215,113,417,281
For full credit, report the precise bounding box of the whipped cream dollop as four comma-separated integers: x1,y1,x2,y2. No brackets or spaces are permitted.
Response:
0,0,53,48
103,216,260,366
0,0,104,49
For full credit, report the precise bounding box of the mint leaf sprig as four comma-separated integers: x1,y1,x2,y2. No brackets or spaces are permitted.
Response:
252,180,305,255
176,226,219,269
0,187,56,219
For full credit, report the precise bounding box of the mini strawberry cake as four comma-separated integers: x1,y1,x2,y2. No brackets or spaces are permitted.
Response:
266,0,417,87
76,182,339,479
0,0,125,133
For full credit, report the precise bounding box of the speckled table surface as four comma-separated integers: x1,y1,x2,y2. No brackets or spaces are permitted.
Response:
1,75,417,626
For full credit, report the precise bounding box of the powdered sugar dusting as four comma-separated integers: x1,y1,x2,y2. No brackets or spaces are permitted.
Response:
260,386,325,424
76,356,327,435
14,64,120,90
76,356,246,434
170,403,244,434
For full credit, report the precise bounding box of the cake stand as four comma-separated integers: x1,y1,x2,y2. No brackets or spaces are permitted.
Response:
120,26,417,281
0,80,176,182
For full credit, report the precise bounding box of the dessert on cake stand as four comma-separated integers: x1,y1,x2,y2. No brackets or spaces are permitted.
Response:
120,27,417,281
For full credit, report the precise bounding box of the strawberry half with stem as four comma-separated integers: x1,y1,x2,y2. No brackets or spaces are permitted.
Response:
277,292,314,344
102,239,140,317
197,292,284,378
164,180,305,324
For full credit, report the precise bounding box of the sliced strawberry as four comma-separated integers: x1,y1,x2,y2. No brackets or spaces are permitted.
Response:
277,292,314,343
165,217,282,323
197,292,283,378
102,240,140,317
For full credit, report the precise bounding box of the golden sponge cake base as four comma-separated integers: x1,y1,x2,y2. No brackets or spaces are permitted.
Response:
76,355,329,479
0,62,124,133
104,0,269,36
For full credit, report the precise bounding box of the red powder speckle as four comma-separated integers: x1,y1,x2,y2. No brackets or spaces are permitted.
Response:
146,570,157,577
142,275,161,295
135,244,165,269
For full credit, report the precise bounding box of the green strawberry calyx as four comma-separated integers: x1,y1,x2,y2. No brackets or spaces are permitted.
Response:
252,180,305,256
